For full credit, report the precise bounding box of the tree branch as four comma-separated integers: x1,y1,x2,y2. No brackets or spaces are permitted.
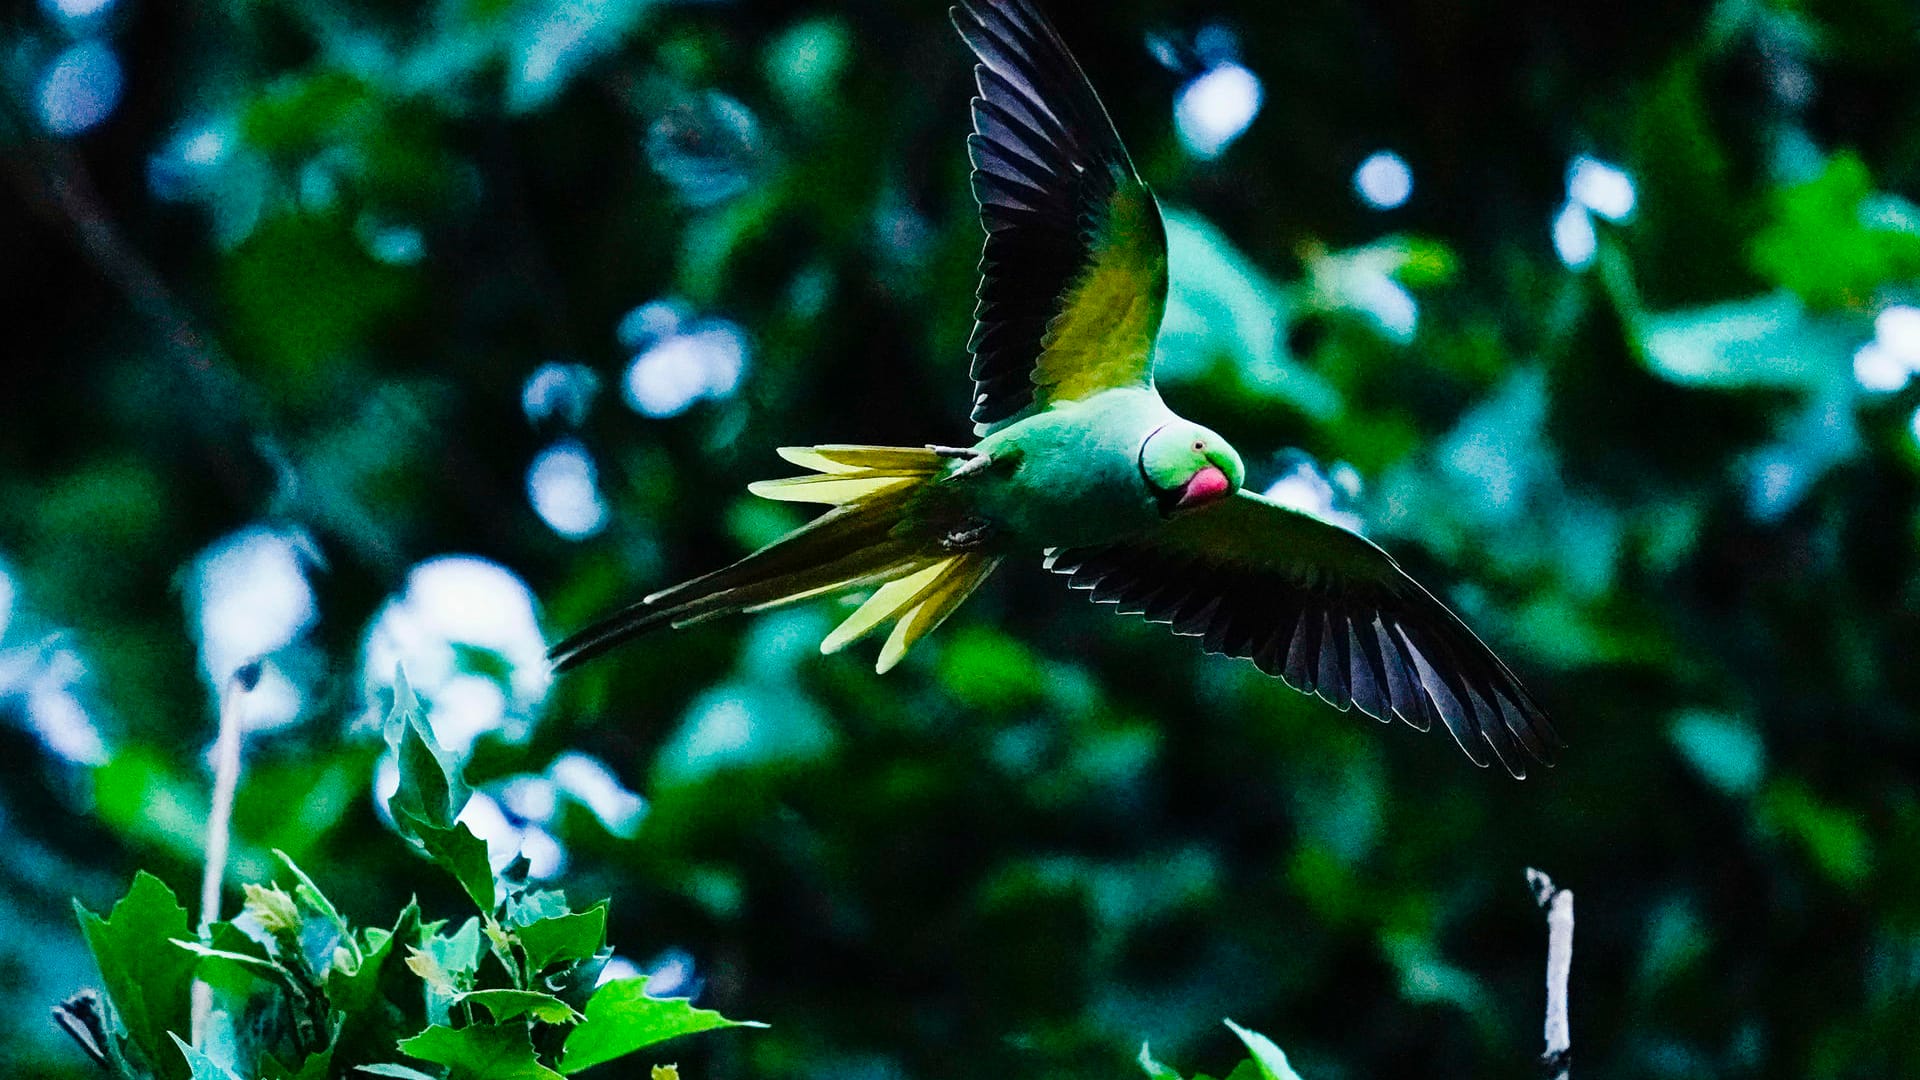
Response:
189,661,261,1042
1526,868,1573,1080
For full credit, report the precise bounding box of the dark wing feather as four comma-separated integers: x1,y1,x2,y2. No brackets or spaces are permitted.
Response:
952,0,1168,432
1045,491,1559,777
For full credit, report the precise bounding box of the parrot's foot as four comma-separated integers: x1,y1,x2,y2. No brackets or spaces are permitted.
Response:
929,445,993,481
940,517,994,551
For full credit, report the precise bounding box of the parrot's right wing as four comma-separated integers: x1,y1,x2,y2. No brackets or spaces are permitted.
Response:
953,0,1169,434
1045,491,1560,777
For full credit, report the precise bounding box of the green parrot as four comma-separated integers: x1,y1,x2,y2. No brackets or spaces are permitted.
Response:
552,0,1559,776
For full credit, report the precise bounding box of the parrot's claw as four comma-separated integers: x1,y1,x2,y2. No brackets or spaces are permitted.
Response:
941,517,994,551
929,445,993,481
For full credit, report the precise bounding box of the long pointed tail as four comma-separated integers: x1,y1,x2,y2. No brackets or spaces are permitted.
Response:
549,445,1001,673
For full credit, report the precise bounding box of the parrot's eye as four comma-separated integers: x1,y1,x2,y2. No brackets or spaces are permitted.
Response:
1192,440,1205,451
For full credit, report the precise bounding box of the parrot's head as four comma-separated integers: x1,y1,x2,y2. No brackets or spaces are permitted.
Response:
1140,420,1244,517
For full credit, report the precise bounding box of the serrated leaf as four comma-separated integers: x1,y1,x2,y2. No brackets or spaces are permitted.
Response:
412,815,498,914
335,902,417,1009
75,871,198,1080
383,672,496,913
558,977,764,1075
651,1067,679,1080
1223,1020,1305,1080
504,889,569,928
416,916,485,1025
400,1023,565,1080
332,902,428,1067
517,904,606,974
433,917,484,979
385,665,469,834
461,989,585,1024
170,1033,244,1080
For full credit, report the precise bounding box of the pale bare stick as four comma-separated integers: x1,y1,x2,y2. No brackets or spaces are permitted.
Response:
189,662,262,1042
1526,868,1573,1080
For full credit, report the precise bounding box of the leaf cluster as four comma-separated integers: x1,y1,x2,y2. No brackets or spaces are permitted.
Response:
58,679,760,1080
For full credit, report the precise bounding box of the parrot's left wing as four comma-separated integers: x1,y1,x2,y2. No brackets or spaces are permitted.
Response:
953,0,1168,433
1045,491,1559,776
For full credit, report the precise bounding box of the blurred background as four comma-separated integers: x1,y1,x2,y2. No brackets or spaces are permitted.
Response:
4,0,1919,1076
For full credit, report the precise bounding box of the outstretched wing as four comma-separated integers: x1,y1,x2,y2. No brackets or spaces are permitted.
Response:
952,0,1169,433
1044,491,1559,777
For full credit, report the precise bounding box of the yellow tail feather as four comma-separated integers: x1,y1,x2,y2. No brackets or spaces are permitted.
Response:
874,554,1001,673
549,443,993,672
819,552,1002,673
819,559,948,654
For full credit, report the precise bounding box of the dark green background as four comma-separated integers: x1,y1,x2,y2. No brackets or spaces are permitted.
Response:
4,0,1919,1077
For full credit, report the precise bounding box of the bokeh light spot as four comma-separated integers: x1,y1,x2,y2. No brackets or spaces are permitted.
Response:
1354,151,1412,210
1567,155,1637,222
41,0,115,18
1175,63,1263,159
526,440,609,540
1553,202,1597,269
623,319,749,418
1852,342,1909,393
37,40,122,136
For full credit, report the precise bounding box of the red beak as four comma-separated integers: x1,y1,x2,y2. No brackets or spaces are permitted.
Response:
1176,465,1231,509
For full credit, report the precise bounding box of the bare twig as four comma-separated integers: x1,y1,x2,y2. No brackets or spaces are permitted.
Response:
189,661,262,1042
1526,868,1573,1080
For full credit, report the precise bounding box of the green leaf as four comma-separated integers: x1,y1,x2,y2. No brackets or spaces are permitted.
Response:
1761,780,1873,887
273,848,350,939
1751,152,1920,309
1669,711,1766,795
1639,291,1859,390
417,817,499,914
75,871,199,1080
1139,1042,1185,1080
1223,1020,1305,1080
517,904,607,974
558,977,764,1075
400,1023,565,1080
283,1044,337,1080
384,668,497,912
414,916,485,1025
504,889,570,928
432,917,485,981
170,1033,243,1080
335,901,418,1008
357,1066,442,1080
332,902,428,1067
173,939,290,985
385,667,468,832
355,1060,439,1076
461,989,585,1024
